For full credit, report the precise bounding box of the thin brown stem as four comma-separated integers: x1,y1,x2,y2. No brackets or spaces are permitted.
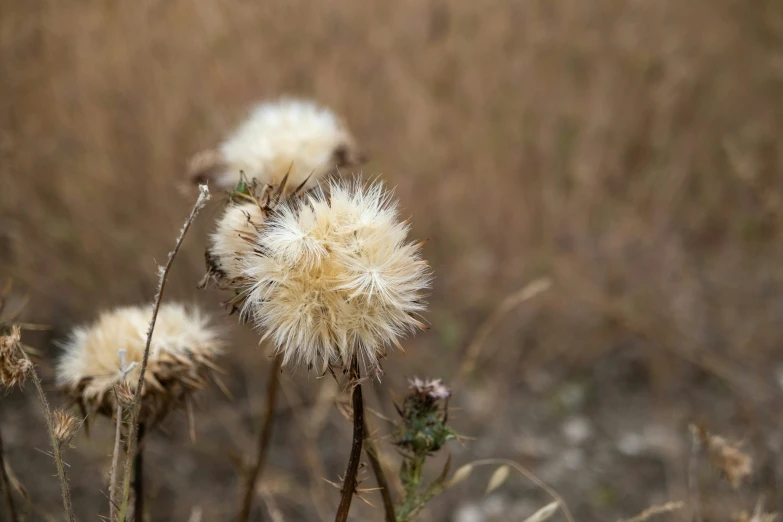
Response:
118,185,211,521
133,424,145,522
16,348,75,522
0,426,19,522
334,356,364,522
363,421,395,522
108,394,124,521
236,355,282,522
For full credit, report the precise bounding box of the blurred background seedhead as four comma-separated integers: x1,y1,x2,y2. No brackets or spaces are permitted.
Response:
56,304,222,428
2,1,783,520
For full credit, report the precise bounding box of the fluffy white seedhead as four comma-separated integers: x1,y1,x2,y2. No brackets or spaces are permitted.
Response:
239,180,431,375
191,99,362,193
57,304,222,425
208,201,265,282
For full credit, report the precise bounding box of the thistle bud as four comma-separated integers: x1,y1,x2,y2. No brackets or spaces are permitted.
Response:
395,378,455,455
53,410,80,446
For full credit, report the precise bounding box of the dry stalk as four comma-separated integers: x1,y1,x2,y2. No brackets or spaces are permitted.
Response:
237,355,282,522
363,420,395,522
15,345,75,521
118,184,211,521
0,426,18,522
334,356,364,522
617,501,685,522
108,392,124,521
134,424,146,522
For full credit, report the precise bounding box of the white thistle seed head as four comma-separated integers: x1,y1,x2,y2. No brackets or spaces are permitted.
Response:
190,98,363,193
57,303,222,426
239,180,431,375
207,201,266,284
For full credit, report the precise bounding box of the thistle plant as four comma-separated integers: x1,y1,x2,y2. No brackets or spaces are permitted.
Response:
213,178,431,521
197,98,372,521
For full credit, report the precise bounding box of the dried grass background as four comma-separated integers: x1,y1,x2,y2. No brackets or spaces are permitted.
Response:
2,0,783,520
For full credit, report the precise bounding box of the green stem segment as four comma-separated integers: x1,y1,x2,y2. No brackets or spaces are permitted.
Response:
334,357,364,522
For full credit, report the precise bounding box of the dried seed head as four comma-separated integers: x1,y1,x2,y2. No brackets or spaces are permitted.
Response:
239,180,431,375
207,200,266,285
53,409,80,446
190,99,362,194
692,424,753,489
57,303,222,427
115,381,136,408
0,325,30,389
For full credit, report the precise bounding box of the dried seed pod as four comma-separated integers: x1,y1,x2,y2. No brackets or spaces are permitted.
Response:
692,424,753,489
0,325,30,389
53,410,80,446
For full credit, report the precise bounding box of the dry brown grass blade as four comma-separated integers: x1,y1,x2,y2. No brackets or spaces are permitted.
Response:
448,458,574,522
617,501,685,522
458,277,552,382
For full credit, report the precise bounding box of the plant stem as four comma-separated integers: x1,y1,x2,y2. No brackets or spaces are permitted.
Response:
0,426,18,522
363,424,395,522
118,185,210,522
108,395,124,521
17,348,75,522
396,455,425,521
134,424,145,522
334,356,364,522
396,470,443,522
236,355,282,522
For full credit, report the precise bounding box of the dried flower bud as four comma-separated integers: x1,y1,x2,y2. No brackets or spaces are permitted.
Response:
396,377,455,455
115,381,136,408
0,325,30,389
53,410,80,446
692,424,753,489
